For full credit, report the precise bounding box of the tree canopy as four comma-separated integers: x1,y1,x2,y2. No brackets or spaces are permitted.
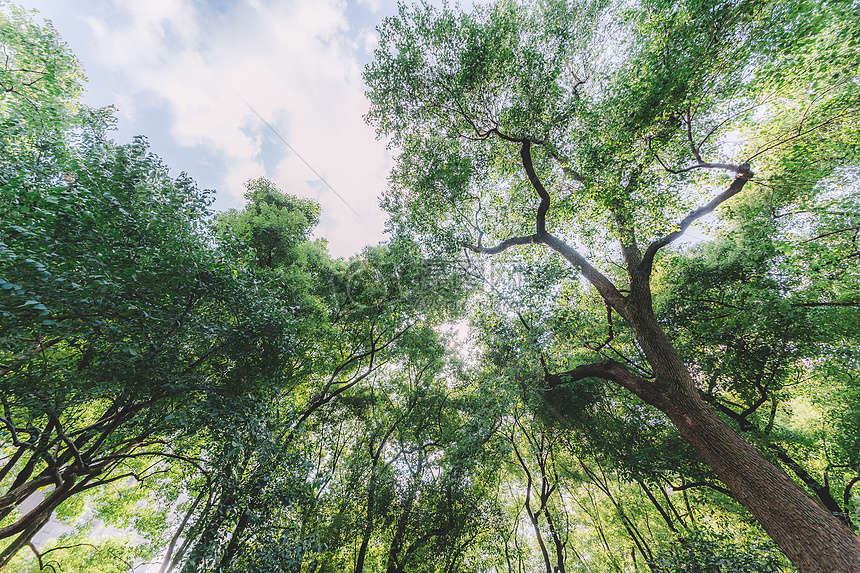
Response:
2,1,860,572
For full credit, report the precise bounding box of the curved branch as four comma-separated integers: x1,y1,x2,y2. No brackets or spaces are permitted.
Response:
463,140,551,253
544,359,666,410
639,166,754,280
844,477,860,517
466,137,626,314
520,140,550,237
686,110,704,164
523,140,626,311
0,417,29,448
648,137,744,175
465,234,540,254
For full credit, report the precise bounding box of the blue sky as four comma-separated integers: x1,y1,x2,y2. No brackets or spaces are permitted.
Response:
16,0,407,257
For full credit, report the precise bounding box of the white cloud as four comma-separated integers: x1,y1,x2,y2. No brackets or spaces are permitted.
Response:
356,0,382,12
360,29,379,54
82,0,390,257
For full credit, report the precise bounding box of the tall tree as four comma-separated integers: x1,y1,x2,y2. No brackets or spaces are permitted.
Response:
0,7,304,568
364,0,860,570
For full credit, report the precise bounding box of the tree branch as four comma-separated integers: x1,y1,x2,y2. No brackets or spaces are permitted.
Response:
639,166,754,280
518,139,551,237
464,234,541,254
466,137,626,314
800,226,860,244
544,360,665,410
648,137,744,175
667,480,733,497
542,234,628,315
548,151,585,183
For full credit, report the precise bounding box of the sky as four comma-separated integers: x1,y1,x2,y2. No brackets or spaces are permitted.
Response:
16,0,407,258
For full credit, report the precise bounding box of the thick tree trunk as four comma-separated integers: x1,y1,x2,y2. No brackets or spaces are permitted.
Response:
626,303,860,573
659,387,860,572
543,233,860,571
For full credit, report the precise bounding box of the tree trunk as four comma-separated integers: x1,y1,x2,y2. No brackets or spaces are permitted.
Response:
385,454,424,573
543,241,860,572
354,483,375,573
625,303,860,573
0,513,50,569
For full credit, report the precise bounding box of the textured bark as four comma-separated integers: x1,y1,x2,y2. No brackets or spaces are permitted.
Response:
541,252,860,571
533,149,860,570
657,386,860,572
624,301,860,573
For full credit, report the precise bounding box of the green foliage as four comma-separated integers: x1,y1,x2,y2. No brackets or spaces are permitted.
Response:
8,531,140,573
0,0,85,179
4,0,860,572
650,528,792,573
367,0,860,569
214,177,321,269
0,6,316,570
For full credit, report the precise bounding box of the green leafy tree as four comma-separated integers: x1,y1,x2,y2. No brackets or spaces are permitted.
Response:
0,0,85,182
0,7,301,568
364,0,860,570
166,191,466,572
214,177,321,269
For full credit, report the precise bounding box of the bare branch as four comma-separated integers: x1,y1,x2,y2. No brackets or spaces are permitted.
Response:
639,166,754,280
686,109,704,164
800,226,860,243
748,111,857,162
520,140,551,236
464,234,540,254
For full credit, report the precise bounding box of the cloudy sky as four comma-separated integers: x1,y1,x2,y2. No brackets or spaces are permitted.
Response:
17,0,409,257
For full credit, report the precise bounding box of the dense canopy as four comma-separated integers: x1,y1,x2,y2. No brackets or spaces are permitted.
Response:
1,1,859,572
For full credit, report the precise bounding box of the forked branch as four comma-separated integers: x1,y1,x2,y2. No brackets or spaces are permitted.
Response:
544,359,666,409
465,137,626,313
639,166,754,280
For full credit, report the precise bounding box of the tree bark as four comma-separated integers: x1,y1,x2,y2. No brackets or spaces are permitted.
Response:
543,222,860,572
615,301,860,573
655,384,860,572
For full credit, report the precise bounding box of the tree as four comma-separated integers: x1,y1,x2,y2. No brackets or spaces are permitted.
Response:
214,177,321,270
0,0,84,178
158,182,469,572
364,0,860,570
0,7,306,567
